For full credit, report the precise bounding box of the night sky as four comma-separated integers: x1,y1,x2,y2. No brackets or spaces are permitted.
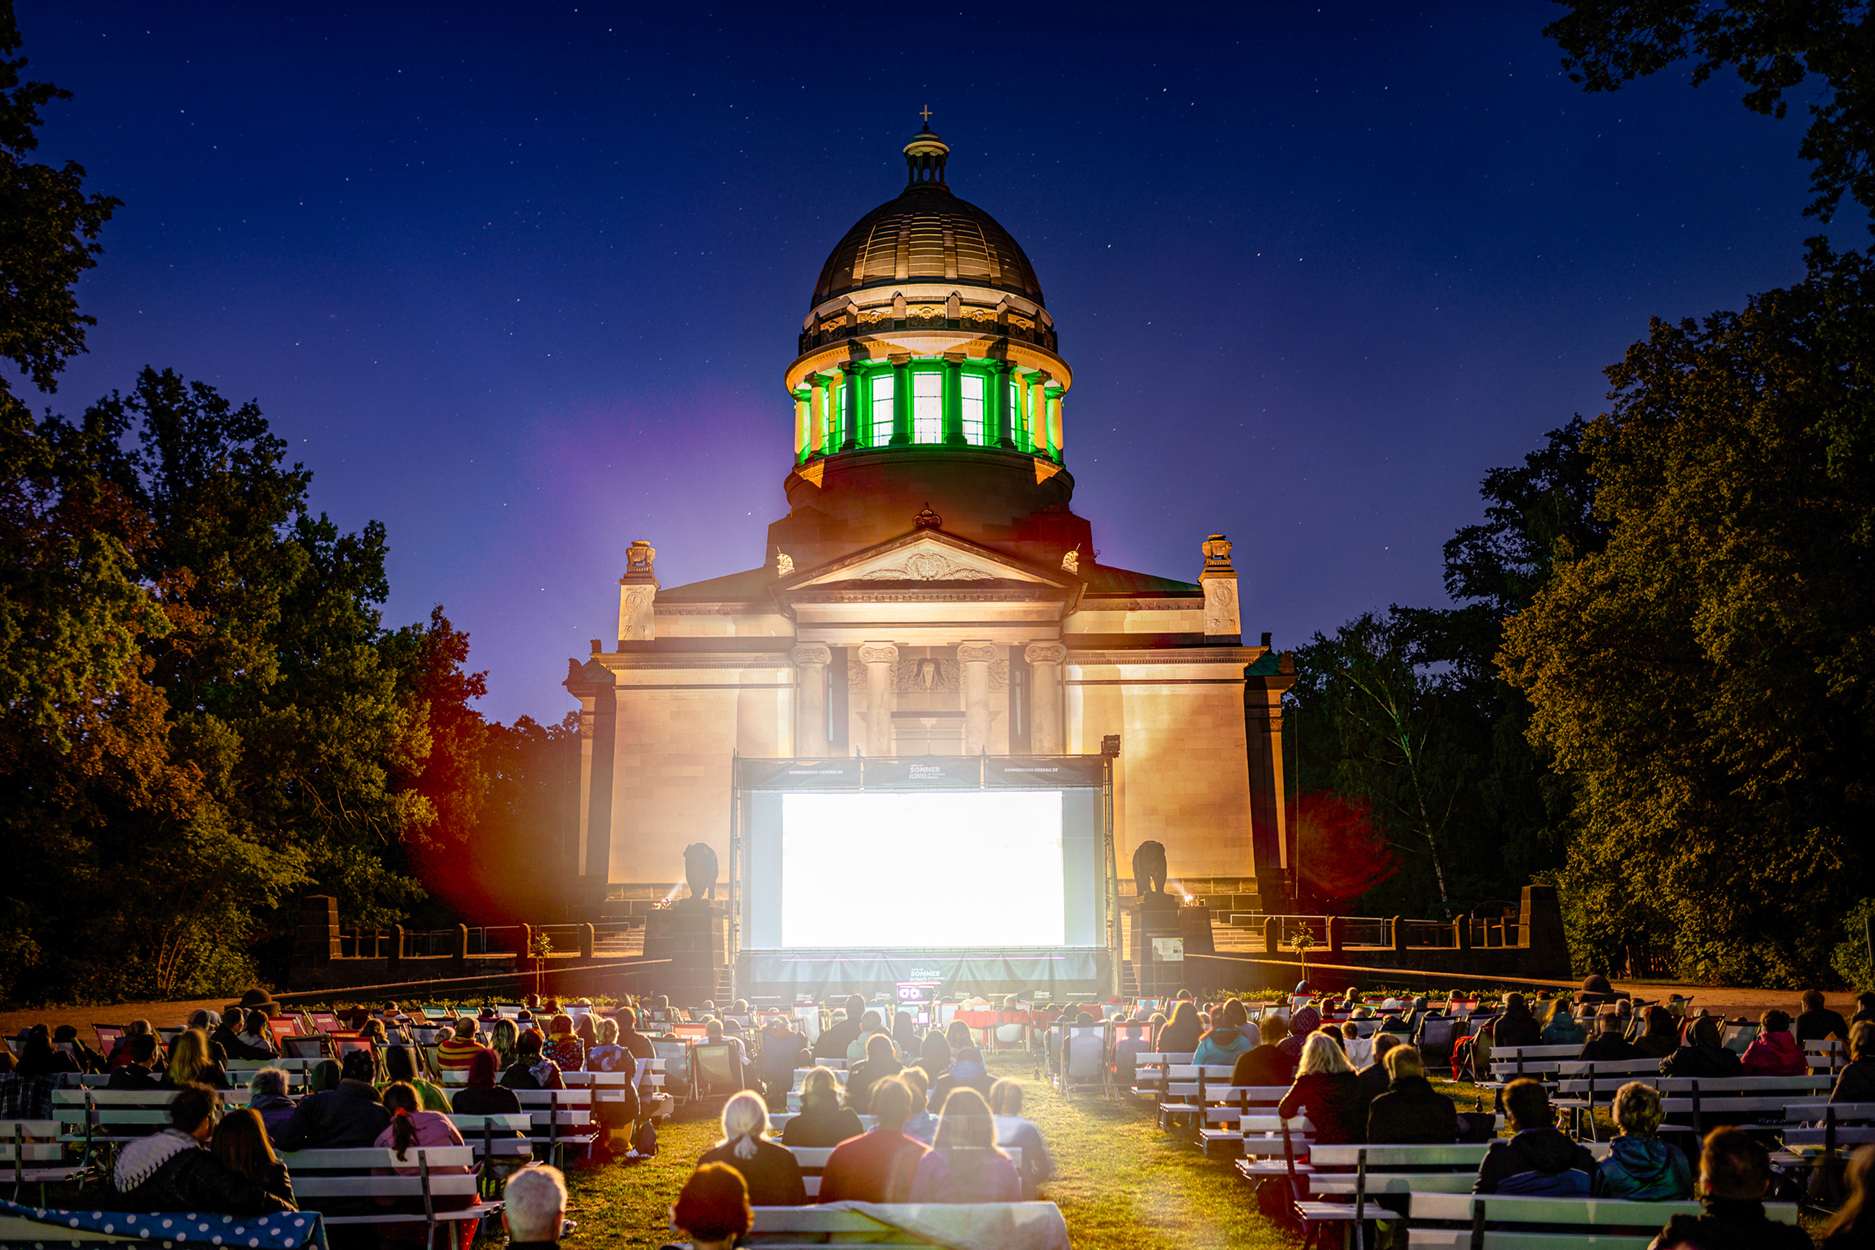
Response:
17,3,1861,724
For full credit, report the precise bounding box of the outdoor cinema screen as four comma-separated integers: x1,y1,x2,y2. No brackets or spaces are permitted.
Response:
779,790,1065,948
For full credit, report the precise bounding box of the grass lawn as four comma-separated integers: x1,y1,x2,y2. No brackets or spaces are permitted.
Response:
545,1048,1304,1248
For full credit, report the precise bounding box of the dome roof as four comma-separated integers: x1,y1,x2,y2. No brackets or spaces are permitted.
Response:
810,180,1045,310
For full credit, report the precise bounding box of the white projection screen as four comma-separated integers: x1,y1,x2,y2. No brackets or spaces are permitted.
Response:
741,781,1105,952
780,791,1064,947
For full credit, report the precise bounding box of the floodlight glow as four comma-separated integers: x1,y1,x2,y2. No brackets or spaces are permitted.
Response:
779,790,1065,947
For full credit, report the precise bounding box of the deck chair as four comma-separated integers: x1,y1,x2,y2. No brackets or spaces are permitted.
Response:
693,1043,743,1098
282,1035,326,1060
1059,1026,1107,1100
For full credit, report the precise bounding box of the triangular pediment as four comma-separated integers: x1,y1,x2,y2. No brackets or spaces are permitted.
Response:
778,530,1073,593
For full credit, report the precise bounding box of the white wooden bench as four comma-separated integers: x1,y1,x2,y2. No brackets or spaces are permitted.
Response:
2,1119,79,1202
1128,1052,1191,1100
447,1112,536,1163
744,1200,1065,1247
1402,1191,1799,1248
1193,1085,1293,1155
1157,1064,1235,1130
509,1088,596,1165
280,1145,500,1239
784,1144,1020,1199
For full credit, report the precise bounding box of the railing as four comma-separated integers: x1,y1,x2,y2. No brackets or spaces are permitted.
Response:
1336,917,1391,948
1399,919,1457,949
337,929,393,959
1246,914,1524,952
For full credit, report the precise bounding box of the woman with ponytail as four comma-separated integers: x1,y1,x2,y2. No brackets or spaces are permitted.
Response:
373,1081,476,1246
695,1091,806,1206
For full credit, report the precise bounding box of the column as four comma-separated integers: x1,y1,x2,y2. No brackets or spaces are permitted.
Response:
808,377,825,457
839,368,859,451
890,360,911,445
1029,375,1050,458
859,642,898,755
1024,642,1066,753
1046,384,1064,462
793,388,810,461
958,641,996,754
943,357,965,445
991,360,1014,448
791,643,831,755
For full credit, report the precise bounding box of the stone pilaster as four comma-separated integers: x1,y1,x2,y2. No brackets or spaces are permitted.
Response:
859,642,899,755
791,643,832,755
1024,641,1067,753
958,641,997,754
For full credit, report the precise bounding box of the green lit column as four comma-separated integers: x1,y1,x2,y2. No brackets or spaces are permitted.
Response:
792,387,811,463
840,367,859,450
991,360,1014,448
1046,382,1065,463
890,358,911,446
943,357,964,445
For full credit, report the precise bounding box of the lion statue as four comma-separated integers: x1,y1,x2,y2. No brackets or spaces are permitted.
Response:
683,842,719,903
1132,840,1168,899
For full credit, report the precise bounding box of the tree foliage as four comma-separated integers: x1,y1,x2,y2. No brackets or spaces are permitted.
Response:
1545,0,1875,225
1501,244,1875,985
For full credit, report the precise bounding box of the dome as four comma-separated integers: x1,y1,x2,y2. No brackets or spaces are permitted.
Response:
809,129,1045,309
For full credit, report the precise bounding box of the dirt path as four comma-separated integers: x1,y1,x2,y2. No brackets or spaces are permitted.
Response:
1610,983,1860,1021
0,997,238,1041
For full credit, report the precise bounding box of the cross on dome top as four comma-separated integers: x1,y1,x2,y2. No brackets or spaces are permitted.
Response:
903,113,949,186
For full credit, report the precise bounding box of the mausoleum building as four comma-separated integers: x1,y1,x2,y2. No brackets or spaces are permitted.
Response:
564,124,1296,914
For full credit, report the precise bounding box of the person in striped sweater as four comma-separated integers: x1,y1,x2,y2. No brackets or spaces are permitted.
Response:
435,1017,486,1080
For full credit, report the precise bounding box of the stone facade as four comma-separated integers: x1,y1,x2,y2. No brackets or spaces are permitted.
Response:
561,123,1295,916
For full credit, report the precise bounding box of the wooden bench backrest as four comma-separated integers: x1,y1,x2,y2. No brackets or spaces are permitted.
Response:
1409,1192,1797,1228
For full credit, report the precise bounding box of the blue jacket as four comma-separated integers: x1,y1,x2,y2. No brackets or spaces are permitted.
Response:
1192,1028,1255,1067
1597,1134,1692,1201
1475,1128,1603,1196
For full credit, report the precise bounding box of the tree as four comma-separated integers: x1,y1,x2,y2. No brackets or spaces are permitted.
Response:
1501,244,1875,985
1545,1,1875,225
0,1,118,406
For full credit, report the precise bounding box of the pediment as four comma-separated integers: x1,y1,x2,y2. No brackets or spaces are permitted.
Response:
778,531,1071,593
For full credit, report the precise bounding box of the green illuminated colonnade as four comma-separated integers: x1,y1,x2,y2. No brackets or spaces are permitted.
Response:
792,360,1063,462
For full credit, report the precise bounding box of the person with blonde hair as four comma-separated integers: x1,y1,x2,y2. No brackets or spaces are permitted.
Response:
1366,1045,1459,1143
1832,1021,1875,1104
781,1066,863,1147
696,1091,805,1205
989,1079,1054,1197
1598,1082,1691,1200
1277,1031,1370,1144
163,1028,230,1089
907,1086,1019,1202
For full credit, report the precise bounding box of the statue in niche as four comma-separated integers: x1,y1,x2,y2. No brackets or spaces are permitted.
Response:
682,842,719,905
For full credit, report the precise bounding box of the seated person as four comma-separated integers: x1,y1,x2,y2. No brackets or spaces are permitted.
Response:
274,1049,391,1150
1832,1022,1875,1104
108,1032,165,1089
1600,1082,1692,1201
1580,1009,1642,1061
247,1066,298,1137
435,1017,485,1077
1156,1001,1203,1056
1493,993,1542,1049
818,1076,929,1204
1648,1126,1810,1249
813,995,867,1063
1277,1032,1371,1145
757,1014,808,1109
908,1087,1020,1203
900,1068,938,1143
112,1083,290,1215
615,1007,658,1061
374,1081,476,1223
1797,989,1851,1046
1740,1009,1806,1076
845,1010,891,1063
162,1028,229,1089
211,1106,295,1209
1366,1045,1459,1143
846,1032,903,1116
1475,1078,1602,1195
505,1164,573,1250
989,1079,1054,1197
1856,993,1875,1027
502,1028,567,1090
1540,1000,1589,1046
1662,1013,1744,1078
927,1046,994,1113
380,1044,451,1111
704,1018,749,1085
1230,1019,1305,1086
1355,1033,1400,1100
781,1067,863,1147
697,1092,806,1206
664,1162,750,1250
234,1010,279,1060
452,1047,524,1115
1192,999,1256,1067
1634,1005,1682,1059
543,1013,585,1073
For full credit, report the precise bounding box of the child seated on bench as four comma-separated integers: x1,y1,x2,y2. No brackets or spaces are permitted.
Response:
1648,1127,1810,1249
